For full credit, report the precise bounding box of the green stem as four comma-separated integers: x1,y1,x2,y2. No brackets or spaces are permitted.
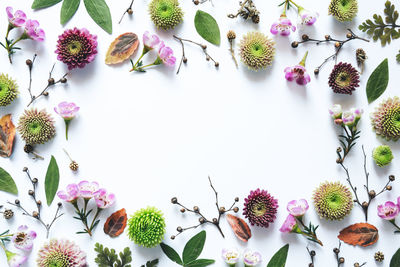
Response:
282,0,289,16
289,0,301,9
73,202,92,236
65,120,71,141
129,48,150,71
299,51,308,67
89,208,102,233
390,220,400,232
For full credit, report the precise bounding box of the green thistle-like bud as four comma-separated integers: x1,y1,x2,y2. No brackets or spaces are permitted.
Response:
239,31,275,71
17,109,56,145
328,0,358,22
149,0,183,30
373,145,393,167
371,97,400,141
127,206,166,248
0,73,19,106
313,181,353,221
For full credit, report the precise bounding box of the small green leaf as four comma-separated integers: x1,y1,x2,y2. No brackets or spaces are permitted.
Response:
61,0,81,24
185,259,215,267
390,248,400,267
366,58,389,103
0,167,18,195
45,156,60,206
183,231,206,264
160,243,183,265
32,0,62,9
266,244,289,267
83,0,112,34
194,10,220,45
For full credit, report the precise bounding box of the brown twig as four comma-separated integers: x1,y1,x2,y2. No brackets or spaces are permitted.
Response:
306,247,316,267
118,0,134,24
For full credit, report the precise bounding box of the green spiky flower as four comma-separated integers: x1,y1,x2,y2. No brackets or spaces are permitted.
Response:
313,181,353,221
149,0,183,30
373,145,393,167
239,31,275,71
328,0,358,22
127,207,166,248
371,97,400,141
17,109,56,145
0,73,18,106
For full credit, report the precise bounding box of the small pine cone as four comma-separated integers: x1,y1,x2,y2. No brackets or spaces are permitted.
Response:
227,30,236,41
3,209,14,219
374,251,384,262
24,144,34,153
69,161,79,171
252,14,260,24
356,48,367,67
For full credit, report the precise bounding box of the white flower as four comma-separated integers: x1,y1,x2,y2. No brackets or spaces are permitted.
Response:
221,248,240,266
329,104,342,119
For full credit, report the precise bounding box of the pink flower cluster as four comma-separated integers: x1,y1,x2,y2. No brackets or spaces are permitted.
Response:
329,105,363,127
280,199,308,233
6,7,45,41
57,181,115,209
143,31,176,67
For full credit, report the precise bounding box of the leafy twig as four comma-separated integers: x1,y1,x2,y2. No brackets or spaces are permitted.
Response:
336,125,360,164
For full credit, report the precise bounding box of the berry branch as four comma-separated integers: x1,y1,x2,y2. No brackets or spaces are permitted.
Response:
306,247,316,267
118,0,135,24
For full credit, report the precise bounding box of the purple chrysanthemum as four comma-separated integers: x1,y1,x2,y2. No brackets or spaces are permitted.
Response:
37,239,87,267
328,62,359,95
55,28,97,70
243,189,278,228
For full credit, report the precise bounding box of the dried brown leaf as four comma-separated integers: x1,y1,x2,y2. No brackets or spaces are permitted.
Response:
226,214,252,242
338,223,379,247
105,32,139,65
104,208,127,237
0,114,15,158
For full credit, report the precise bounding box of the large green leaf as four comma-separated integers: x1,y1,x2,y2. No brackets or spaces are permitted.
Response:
194,10,220,45
366,58,389,104
0,167,18,195
391,248,400,267
83,0,112,34
183,231,206,264
45,156,60,206
185,259,215,267
160,243,183,265
32,0,62,9
266,244,289,267
61,0,81,24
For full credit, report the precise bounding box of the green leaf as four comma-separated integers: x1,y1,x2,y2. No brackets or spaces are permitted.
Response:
83,0,112,34
194,10,220,45
32,0,62,9
160,243,183,265
185,259,215,267
183,231,206,264
61,0,81,24
366,58,389,104
0,167,18,195
390,248,400,267
45,156,60,206
141,259,159,267
397,50,400,62
266,244,289,267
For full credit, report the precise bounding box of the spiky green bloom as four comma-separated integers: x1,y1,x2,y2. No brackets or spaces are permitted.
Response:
0,73,18,106
373,145,393,167
328,0,358,22
149,0,183,30
239,31,275,71
127,206,166,248
17,109,56,145
371,97,400,141
313,181,353,221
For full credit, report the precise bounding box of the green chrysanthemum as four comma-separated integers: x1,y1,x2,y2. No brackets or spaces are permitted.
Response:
313,181,353,221
373,145,393,167
328,0,358,22
239,31,275,71
127,206,166,248
17,109,56,145
371,97,400,141
0,73,18,106
149,0,183,30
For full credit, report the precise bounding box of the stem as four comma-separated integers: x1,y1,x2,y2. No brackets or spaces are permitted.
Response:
65,120,71,140
229,41,238,68
289,0,301,8
89,208,102,233
73,202,92,236
282,0,289,16
299,51,308,67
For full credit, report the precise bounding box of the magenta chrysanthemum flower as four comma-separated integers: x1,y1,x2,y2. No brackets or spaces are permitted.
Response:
328,62,360,95
55,28,97,70
243,189,278,228
37,239,87,267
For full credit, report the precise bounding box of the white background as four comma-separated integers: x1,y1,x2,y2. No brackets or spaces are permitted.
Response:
1,0,400,266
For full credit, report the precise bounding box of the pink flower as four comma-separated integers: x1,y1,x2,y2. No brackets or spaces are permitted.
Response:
298,8,318,26
329,104,342,119
270,16,296,36
342,111,356,126
6,7,26,27
57,184,80,202
378,201,399,220
158,41,176,67
243,249,262,266
5,250,27,267
12,225,37,252
284,65,310,85
24,19,45,41
143,31,160,51
54,102,80,120
93,189,115,209
78,181,99,199
287,199,309,217
279,214,298,233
